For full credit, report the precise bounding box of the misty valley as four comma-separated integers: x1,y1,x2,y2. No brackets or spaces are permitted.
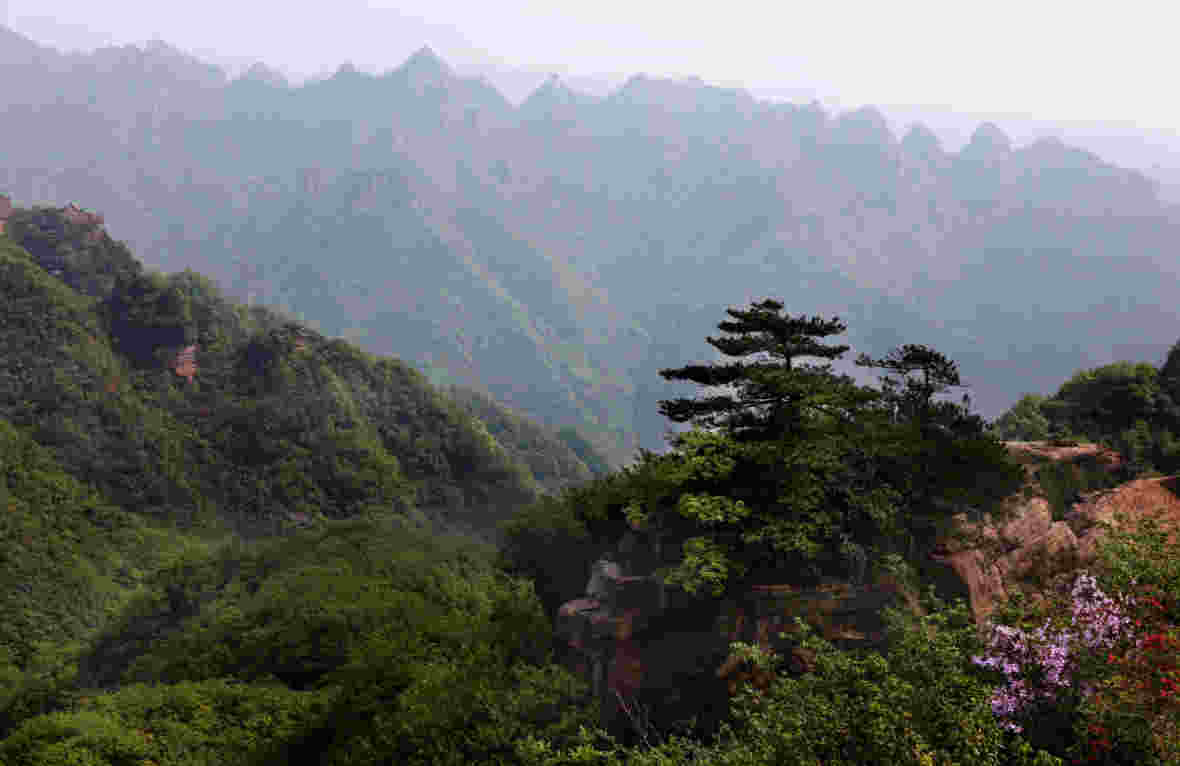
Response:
2,24,1180,766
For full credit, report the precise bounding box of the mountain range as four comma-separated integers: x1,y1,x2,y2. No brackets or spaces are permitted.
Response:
3,25,1179,465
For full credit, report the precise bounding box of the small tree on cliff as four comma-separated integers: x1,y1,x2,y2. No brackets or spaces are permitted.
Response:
617,299,895,593
569,299,1022,598
854,344,964,428
855,343,1023,550
657,299,874,442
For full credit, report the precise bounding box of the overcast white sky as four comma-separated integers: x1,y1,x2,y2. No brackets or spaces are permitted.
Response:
3,0,1177,131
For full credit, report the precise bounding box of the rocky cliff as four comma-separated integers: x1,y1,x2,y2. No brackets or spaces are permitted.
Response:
554,523,925,743
926,440,1146,624
554,440,1180,742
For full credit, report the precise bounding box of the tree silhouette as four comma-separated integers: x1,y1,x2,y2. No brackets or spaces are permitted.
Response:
658,299,873,443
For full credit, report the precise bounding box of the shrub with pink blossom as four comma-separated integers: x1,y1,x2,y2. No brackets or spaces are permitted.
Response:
972,573,1138,734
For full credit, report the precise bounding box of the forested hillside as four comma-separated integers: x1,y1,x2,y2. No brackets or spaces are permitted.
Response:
0,203,604,542
3,26,1179,465
5,223,1180,762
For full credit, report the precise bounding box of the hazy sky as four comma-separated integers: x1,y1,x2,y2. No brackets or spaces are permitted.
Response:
4,0,1177,131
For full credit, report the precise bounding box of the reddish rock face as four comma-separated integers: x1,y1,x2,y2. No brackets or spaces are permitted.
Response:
928,442,1180,627
555,441,1180,742
1003,441,1123,469
173,345,198,383
1071,476,1180,562
0,194,11,235
61,204,104,227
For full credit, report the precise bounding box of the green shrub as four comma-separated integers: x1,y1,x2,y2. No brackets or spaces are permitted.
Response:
0,679,324,766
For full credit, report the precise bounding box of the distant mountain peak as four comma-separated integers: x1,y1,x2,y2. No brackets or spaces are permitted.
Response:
832,105,895,146
966,121,1013,155
401,45,452,78
613,73,650,96
75,37,227,87
138,38,227,85
142,38,180,56
901,122,944,157
1032,134,1066,148
238,61,289,88
531,73,567,95
1023,135,1108,170
521,73,595,114
0,24,54,67
610,72,753,113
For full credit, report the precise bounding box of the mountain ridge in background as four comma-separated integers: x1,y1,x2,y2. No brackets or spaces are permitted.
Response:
3,24,1179,465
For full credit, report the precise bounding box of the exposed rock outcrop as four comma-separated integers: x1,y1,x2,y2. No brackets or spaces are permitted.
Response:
61,202,104,227
926,441,1180,625
0,194,12,235
172,344,198,383
4,203,138,297
555,526,923,742
1069,475,1180,562
554,440,1180,742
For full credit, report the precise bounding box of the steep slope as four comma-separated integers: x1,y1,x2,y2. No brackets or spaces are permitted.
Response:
443,384,611,492
0,416,200,691
0,201,612,757
925,440,1128,623
0,203,597,543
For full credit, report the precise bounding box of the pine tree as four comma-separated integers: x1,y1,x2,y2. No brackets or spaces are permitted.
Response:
854,343,964,428
856,343,1021,550
658,299,874,443
645,300,893,590
571,299,1025,597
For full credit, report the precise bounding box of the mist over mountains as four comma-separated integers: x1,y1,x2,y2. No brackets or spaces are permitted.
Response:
3,25,1179,466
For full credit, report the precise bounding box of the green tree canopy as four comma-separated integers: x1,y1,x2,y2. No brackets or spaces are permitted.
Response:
1035,359,1180,475
565,299,1024,597
657,299,872,442
1044,361,1163,437
854,343,1021,547
990,393,1052,441
855,343,964,427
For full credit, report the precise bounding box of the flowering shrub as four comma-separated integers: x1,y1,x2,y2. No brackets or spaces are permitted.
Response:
1078,585,1180,763
972,573,1137,733
974,509,1180,765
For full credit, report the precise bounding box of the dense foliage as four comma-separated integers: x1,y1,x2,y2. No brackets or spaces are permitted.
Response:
0,415,202,734
0,513,604,766
5,204,1180,763
526,300,1024,600
991,353,1180,478
444,384,612,492
0,211,603,546
992,394,1053,442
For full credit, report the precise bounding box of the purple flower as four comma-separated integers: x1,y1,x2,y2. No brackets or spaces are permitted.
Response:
971,572,1140,733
